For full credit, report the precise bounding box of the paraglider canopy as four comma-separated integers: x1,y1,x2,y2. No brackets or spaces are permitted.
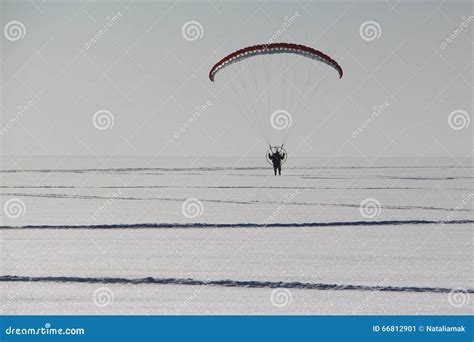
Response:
209,43,343,82
209,42,343,148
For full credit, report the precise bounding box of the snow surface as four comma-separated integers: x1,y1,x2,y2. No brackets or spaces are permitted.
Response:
0,156,472,314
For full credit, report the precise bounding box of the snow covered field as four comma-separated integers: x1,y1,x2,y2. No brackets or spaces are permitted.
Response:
1,156,473,314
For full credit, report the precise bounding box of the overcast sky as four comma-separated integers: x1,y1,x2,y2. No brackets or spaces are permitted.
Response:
1,0,472,159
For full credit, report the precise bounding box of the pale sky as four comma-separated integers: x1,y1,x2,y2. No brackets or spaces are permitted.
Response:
1,0,472,159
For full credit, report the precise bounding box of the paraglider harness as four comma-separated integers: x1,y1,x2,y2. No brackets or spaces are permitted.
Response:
266,145,287,175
